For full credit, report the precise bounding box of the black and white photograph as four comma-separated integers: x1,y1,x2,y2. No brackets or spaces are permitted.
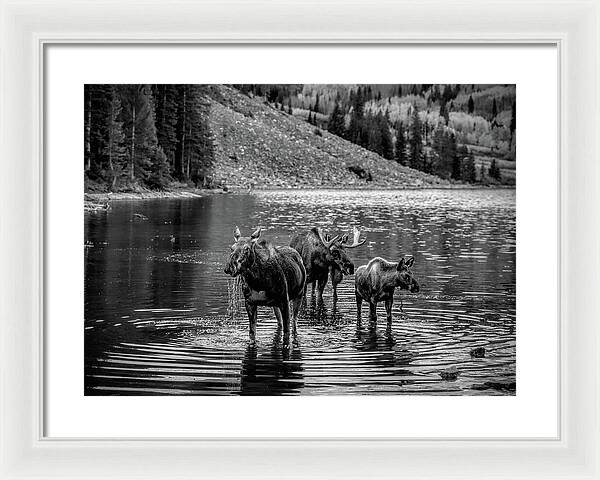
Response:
84,84,516,396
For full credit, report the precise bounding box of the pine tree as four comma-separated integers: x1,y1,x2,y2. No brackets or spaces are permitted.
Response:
380,114,394,160
327,101,346,137
84,85,92,172
85,84,115,181
314,93,320,114
152,84,179,170
460,149,477,183
104,88,127,189
364,114,382,155
408,105,423,170
442,84,453,102
488,158,502,181
180,85,214,185
468,95,475,114
439,100,449,124
288,99,292,115
450,134,460,180
173,85,189,180
347,87,365,144
422,150,432,174
492,98,498,118
394,122,407,165
147,146,170,189
118,85,159,183
510,100,516,134
431,123,458,179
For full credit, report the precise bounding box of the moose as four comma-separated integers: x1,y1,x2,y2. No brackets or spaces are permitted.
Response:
290,226,366,303
224,226,306,346
355,256,420,325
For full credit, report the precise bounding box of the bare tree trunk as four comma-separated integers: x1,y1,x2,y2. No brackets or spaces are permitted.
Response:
108,99,115,189
130,104,136,181
180,88,186,178
85,89,91,171
186,124,192,179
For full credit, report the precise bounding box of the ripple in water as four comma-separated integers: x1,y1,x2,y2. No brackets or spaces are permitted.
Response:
84,189,516,395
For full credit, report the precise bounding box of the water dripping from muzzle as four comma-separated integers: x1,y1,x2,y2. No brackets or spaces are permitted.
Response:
226,276,244,322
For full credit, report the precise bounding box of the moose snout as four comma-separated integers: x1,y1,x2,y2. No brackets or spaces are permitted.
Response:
224,260,236,276
410,280,420,293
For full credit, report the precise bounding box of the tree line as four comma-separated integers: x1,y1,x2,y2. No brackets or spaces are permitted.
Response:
327,86,509,183
241,84,515,184
84,84,214,191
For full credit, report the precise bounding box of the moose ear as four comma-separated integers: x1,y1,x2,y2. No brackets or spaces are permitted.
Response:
406,256,415,268
233,226,241,241
250,227,262,241
397,258,406,271
341,233,349,244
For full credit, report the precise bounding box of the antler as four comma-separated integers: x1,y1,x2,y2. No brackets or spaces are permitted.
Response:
316,228,339,249
233,226,241,241
344,226,366,249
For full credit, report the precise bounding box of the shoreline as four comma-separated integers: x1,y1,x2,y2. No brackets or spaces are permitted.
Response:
85,184,515,202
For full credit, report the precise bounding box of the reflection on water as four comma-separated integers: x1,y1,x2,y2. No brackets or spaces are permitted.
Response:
85,189,516,395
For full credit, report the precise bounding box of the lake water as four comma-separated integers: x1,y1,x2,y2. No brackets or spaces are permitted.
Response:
85,189,516,395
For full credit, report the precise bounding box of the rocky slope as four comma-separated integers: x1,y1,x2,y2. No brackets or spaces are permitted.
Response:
203,85,450,189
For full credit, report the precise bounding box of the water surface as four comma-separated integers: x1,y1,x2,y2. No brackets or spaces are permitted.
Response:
85,189,516,395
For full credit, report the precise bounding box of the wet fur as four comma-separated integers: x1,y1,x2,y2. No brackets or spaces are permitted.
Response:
240,241,305,303
229,238,306,345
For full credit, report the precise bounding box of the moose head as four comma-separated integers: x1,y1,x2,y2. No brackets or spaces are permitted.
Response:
395,256,420,293
224,226,262,277
317,226,366,275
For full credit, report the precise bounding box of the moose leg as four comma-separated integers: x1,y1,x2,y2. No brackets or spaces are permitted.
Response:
356,293,363,322
245,302,258,345
279,298,291,346
369,302,377,322
273,307,283,328
330,270,338,300
317,275,327,303
384,298,393,325
291,296,302,341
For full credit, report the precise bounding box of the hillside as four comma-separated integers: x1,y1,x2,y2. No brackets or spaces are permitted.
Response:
84,84,514,194
203,85,450,189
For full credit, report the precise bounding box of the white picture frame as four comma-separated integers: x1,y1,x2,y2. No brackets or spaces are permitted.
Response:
1,0,599,478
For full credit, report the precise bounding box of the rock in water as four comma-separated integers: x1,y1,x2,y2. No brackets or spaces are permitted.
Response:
439,366,459,381
470,347,486,358
472,381,516,392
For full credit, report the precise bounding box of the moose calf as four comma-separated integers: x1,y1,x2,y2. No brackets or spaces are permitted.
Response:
355,256,420,325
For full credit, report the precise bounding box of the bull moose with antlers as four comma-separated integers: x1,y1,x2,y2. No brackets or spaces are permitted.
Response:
224,226,306,346
289,226,366,303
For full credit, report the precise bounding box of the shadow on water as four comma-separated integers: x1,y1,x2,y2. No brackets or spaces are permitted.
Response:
84,189,516,395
